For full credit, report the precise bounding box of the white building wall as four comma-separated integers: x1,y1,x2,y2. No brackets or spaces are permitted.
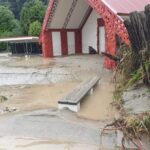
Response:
52,32,62,56
67,32,75,55
99,26,105,53
82,10,100,54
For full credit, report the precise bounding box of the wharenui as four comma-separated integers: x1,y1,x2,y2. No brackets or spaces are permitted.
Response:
40,0,150,69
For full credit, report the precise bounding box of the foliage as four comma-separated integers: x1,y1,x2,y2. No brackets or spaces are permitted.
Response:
0,6,17,33
125,112,150,136
113,40,150,102
0,6,23,51
127,68,142,87
0,0,48,19
0,0,48,50
113,88,123,110
28,21,41,36
0,43,7,52
20,0,46,34
0,6,23,36
0,95,7,103
0,0,48,38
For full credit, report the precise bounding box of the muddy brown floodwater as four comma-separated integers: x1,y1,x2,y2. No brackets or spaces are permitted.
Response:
78,82,116,120
0,83,78,112
0,54,117,121
0,54,119,150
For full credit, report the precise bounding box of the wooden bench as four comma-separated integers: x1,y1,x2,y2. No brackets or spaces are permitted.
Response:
58,76,100,112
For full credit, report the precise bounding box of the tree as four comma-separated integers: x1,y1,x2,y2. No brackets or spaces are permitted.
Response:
0,0,48,19
0,6,23,37
42,0,49,5
0,6,17,33
0,6,23,51
20,0,46,34
11,0,27,19
28,21,41,36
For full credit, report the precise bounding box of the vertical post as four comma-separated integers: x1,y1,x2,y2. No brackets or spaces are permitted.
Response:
15,43,16,53
104,33,116,69
30,43,32,54
42,30,53,57
6,42,8,52
61,29,68,55
25,42,28,55
75,29,82,54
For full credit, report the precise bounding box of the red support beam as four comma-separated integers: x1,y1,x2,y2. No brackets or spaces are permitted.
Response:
40,0,130,69
87,0,129,69
80,8,93,29
61,30,68,55
104,37,116,69
42,30,53,57
75,29,82,54
97,18,105,54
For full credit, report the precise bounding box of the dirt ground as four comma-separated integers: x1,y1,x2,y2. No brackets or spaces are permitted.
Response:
0,54,117,121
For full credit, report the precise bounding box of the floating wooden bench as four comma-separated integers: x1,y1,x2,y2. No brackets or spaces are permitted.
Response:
58,76,100,112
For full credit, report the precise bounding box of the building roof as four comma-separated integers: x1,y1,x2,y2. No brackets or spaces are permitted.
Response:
40,0,150,37
44,0,91,30
102,0,150,15
0,37,39,43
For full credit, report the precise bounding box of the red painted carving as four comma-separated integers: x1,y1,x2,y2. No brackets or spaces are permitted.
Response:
42,0,55,33
42,30,53,57
40,0,60,57
41,0,130,69
87,0,130,69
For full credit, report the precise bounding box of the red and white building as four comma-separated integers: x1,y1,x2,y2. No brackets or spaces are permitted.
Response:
40,0,150,69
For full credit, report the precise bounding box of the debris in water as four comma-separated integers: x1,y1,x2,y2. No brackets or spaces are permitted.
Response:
2,107,17,114
0,96,7,103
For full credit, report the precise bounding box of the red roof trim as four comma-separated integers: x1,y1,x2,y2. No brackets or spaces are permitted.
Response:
39,0,55,43
102,0,150,15
42,0,55,33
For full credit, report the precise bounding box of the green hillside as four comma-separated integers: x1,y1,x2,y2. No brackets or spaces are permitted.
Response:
0,0,48,19
0,0,48,50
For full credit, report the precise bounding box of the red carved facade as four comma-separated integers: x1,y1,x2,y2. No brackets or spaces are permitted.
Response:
40,0,130,69
87,0,129,69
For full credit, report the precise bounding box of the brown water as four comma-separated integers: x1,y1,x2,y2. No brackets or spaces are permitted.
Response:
0,82,78,112
78,82,116,120
0,54,118,150
0,54,117,120
0,81,116,120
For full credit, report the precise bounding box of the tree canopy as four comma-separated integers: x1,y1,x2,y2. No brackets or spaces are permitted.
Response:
0,0,48,38
28,21,41,36
0,5,23,37
0,5,17,33
20,0,46,34
0,0,48,51
0,5,23,51
0,0,48,19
